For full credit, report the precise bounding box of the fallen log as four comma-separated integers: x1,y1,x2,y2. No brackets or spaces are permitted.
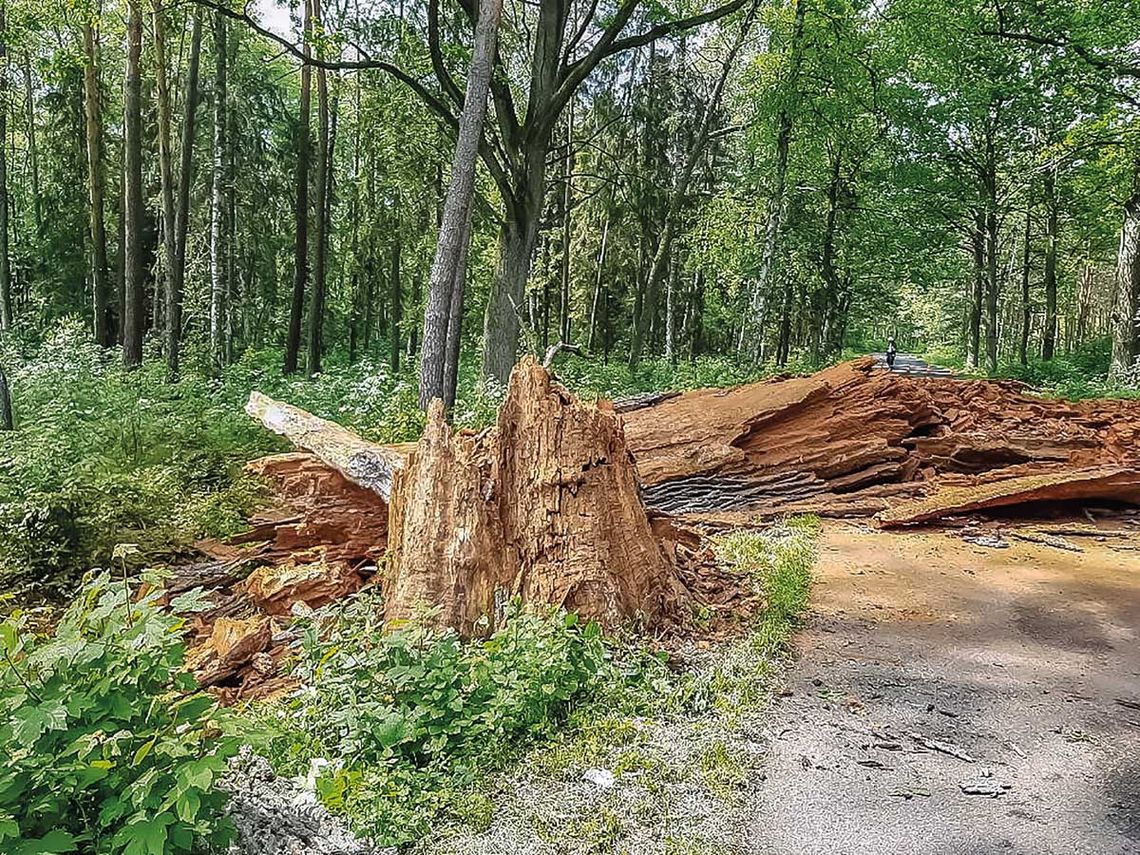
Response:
245,392,409,500
622,357,1140,519
877,466,1140,527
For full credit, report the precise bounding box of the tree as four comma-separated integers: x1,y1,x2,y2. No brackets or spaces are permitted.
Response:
169,9,203,378
81,11,112,347
418,0,503,408
284,0,312,375
209,11,229,372
306,0,330,377
1111,156,1140,374
0,0,12,334
122,0,146,368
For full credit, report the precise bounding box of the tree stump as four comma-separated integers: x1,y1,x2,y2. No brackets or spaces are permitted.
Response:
384,357,687,634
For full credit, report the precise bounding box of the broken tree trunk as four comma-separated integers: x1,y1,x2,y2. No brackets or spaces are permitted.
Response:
384,357,687,634
620,357,1140,519
245,391,407,499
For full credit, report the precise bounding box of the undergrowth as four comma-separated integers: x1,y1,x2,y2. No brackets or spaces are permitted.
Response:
0,570,238,855
0,319,815,597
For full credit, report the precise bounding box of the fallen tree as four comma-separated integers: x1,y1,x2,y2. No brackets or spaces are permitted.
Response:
619,358,1140,523
184,356,1140,696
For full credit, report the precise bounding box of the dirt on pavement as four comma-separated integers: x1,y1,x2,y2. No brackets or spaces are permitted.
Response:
749,522,1140,855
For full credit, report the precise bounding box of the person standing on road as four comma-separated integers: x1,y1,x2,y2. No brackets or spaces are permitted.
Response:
886,337,897,370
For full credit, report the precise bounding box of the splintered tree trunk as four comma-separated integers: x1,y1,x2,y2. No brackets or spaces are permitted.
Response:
385,357,686,634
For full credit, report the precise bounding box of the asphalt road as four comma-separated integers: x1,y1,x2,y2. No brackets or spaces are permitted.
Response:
873,353,955,378
748,523,1140,855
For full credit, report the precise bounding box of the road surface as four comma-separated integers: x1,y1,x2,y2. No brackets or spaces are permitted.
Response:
748,523,1140,855
873,352,955,378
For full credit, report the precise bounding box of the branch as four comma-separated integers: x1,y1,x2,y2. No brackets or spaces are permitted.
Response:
602,0,750,61
979,26,1140,81
183,0,517,208
428,0,465,107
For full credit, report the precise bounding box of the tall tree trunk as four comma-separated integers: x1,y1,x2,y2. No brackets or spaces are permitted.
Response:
630,0,757,368
1019,198,1031,366
284,0,312,375
983,162,999,374
966,208,984,370
739,0,805,357
0,364,10,430
122,0,145,367
307,0,331,378
1042,164,1059,361
209,11,228,373
22,52,40,239
169,9,202,378
442,208,473,408
558,105,574,346
0,0,11,334
390,238,402,373
586,216,609,351
1110,157,1140,375
419,0,504,405
152,0,176,366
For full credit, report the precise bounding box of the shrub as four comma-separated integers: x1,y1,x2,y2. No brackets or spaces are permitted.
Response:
0,570,238,854
249,595,613,845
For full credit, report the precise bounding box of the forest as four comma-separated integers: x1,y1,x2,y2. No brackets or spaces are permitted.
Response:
0,0,1139,850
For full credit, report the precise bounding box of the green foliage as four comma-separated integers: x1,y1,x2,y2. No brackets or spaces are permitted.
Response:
247,596,614,845
0,571,238,854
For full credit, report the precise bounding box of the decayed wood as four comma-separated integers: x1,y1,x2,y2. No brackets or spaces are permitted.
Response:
245,391,408,499
877,466,1140,527
622,357,1140,519
384,357,687,634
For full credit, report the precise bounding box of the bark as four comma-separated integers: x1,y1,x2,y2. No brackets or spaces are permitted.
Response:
122,0,145,367
1110,157,1140,375
630,0,757,367
420,0,503,405
386,358,686,634
244,391,408,500
0,1,11,334
284,0,312,375
739,0,806,357
169,9,202,378
307,0,331,378
152,0,176,368
209,11,228,373
1042,165,1059,360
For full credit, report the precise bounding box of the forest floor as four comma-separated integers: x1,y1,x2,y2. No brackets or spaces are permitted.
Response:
418,521,1140,855
749,522,1140,855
